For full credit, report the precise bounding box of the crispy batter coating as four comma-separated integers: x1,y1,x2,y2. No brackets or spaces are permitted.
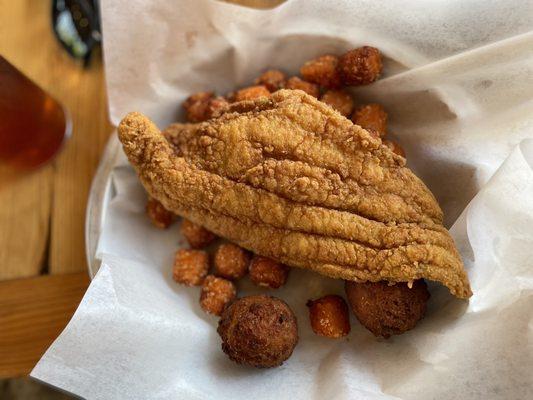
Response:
285,77,320,98
181,218,217,249
300,55,342,89
172,249,209,286
146,197,173,228
345,280,429,338
249,256,289,289
339,46,382,86
320,90,355,117
383,139,406,158
118,90,471,298
234,85,271,102
306,295,350,338
200,275,237,316
217,295,298,368
254,69,287,92
352,103,387,138
182,93,229,123
214,243,250,280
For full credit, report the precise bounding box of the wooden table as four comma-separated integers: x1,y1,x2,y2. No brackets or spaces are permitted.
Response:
0,0,283,380
0,0,109,378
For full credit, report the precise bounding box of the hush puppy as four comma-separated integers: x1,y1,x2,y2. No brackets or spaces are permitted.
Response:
217,295,298,368
345,280,429,338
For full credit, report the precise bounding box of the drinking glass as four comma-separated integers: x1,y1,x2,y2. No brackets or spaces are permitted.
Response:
0,55,71,183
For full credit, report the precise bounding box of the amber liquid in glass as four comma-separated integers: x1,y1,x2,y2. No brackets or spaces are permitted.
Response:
0,55,69,182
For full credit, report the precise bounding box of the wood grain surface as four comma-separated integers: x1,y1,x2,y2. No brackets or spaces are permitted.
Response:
0,273,90,378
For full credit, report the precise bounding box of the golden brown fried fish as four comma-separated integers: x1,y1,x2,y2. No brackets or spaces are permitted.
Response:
118,90,471,298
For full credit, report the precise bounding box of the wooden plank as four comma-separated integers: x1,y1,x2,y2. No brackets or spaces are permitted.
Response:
0,171,52,280
0,272,90,378
48,52,112,274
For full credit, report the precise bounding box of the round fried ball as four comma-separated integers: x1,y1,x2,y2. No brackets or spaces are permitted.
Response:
320,90,355,117
351,103,387,137
338,46,382,86
200,275,237,316
345,280,429,338
285,77,320,98
172,249,209,286
217,295,298,368
205,96,230,119
307,295,350,338
214,243,250,280
249,256,289,289
300,55,342,89
182,93,228,122
183,92,214,122
234,85,271,102
254,69,287,92
146,197,173,229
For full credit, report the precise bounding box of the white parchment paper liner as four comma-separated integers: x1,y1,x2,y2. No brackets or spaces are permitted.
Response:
32,1,533,398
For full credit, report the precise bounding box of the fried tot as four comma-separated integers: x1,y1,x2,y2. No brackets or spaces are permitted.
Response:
214,243,250,280
307,295,350,338
182,92,229,122
339,46,382,86
200,275,237,316
183,92,214,122
249,256,289,289
172,249,209,286
254,69,287,92
320,90,355,117
234,85,271,102
285,77,320,98
351,103,387,137
146,197,173,229
383,139,406,158
300,55,342,89
181,219,217,249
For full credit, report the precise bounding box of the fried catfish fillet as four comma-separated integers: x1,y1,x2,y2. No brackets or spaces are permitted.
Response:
118,90,472,298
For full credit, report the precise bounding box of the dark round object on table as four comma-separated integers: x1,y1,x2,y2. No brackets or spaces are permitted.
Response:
345,280,430,338
217,295,298,368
